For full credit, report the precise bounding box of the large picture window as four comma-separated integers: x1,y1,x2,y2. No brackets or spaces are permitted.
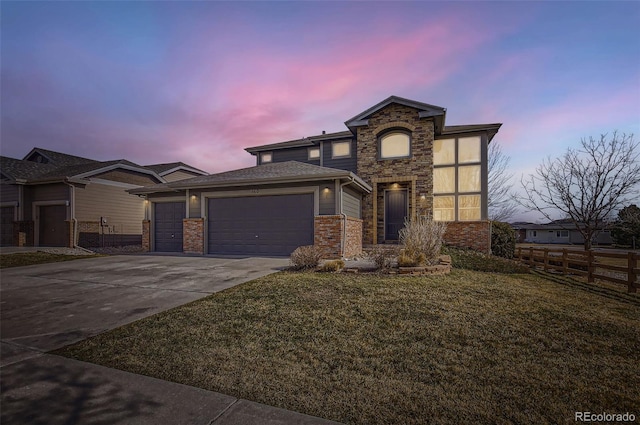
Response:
433,136,484,221
379,131,411,159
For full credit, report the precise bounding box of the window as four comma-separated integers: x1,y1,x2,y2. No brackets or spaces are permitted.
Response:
434,196,455,221
379,131,410,159
433,135,484,221
260,152,272,163
433,139,455,165
458,136,481,163
308,147,320,160
532,230,537,237
458,165,481,192
557,230,569,238
433,167,455,194
458,195,481,221
332,141,351,158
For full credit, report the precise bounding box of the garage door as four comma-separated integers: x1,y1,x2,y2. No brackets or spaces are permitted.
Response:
208,194,314,256
1,206,15,246
39,205,68,247
154,202,185,252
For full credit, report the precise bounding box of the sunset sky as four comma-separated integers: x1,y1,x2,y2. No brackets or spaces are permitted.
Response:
2,1,639,212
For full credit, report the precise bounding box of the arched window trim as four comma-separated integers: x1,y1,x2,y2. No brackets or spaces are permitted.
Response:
377,129,412,160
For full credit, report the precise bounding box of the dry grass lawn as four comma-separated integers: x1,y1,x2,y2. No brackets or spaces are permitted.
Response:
0,252,102,268
57,270,640,425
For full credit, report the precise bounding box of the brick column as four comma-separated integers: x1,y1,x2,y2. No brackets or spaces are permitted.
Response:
344,217,363,258
142,220,151,252
183,218,204,255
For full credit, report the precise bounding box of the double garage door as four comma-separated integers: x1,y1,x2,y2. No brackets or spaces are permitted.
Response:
153,194,314,256
208,194,313,256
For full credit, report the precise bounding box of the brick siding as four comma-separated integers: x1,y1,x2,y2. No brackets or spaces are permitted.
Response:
443,221,491,254
314,215,363,259
78,221,100,247
183,218,204,254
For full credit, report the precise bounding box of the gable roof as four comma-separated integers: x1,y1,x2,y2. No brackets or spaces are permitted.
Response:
144,162,208,176
1,153,164,185
23,147,99,166
344,95,447,133
129,161,372,194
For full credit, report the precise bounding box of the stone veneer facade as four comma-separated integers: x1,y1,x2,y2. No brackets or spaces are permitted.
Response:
183,218,204,255
355,104,435,244
314,215,363,259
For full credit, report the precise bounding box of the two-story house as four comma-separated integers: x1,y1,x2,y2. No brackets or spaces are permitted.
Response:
130,96,501,257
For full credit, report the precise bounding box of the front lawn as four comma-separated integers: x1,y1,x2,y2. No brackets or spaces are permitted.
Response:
57,270,640,425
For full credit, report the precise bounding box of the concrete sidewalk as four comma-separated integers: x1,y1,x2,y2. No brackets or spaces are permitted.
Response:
1,354,341,425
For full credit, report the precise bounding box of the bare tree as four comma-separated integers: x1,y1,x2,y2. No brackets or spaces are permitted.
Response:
488,141,518,221
518,132,640,250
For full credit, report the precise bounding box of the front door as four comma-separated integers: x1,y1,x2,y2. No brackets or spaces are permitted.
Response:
385,189,408,241
39,205,68,247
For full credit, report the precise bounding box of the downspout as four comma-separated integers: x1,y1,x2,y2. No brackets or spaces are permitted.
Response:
64,180,78,248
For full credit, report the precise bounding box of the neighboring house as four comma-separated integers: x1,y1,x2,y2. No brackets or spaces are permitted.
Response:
130,95,502,257
512,221,613,245
0,148,207,247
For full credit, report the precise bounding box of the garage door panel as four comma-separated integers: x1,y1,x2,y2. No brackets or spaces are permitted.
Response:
208,194,314,256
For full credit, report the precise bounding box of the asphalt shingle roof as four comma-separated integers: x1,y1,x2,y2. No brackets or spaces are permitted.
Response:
27,147,99,167
129,161,372,194
144,162,208,175
245,131,353,153
0,156,57,181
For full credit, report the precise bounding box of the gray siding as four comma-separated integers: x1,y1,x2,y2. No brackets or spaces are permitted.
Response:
24,183,70,220
75,181,145,234
342,187,361,219
323,138,357,173
0,183,19,204
271,147,317,164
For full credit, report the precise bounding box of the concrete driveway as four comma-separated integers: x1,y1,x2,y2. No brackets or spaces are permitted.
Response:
0,255,341,425
1,254,289,365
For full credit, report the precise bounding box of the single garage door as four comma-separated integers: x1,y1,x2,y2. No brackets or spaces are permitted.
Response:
39,204,68,247
1,206,15,246
154,202,185,252
208,194,314,256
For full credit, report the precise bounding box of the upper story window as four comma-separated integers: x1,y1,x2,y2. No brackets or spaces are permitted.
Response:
308,147,320,160
260,152,273,164
332,141,351,158
379,131,411,159
433,135,484,222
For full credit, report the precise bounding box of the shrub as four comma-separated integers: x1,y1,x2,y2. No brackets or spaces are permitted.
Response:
289,245,323,270
319,259,345,272
491,221,517,259
398,216,447,265
442,246,529,274
397,252,426,267
368,245,399,270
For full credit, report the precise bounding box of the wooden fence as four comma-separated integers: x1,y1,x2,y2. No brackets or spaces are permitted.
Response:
515,247,639,293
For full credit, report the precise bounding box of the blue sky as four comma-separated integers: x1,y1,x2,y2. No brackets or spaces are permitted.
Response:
2,1,639,218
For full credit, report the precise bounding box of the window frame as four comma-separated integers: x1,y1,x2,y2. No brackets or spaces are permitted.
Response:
332,141,351,159
556,230,569,238
378,129,412,160
260,152,273,164
432,134,486,222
